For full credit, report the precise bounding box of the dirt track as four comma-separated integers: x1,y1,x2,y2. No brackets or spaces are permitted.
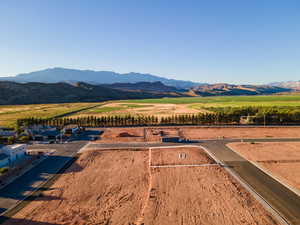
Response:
228,142,300,191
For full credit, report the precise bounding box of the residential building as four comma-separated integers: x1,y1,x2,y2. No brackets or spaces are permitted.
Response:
0,127,15,137
0,144,27,167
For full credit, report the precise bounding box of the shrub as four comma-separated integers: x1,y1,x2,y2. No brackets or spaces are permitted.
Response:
0,167,9,175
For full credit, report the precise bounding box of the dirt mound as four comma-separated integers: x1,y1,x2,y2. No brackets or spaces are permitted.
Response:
117,132,140,137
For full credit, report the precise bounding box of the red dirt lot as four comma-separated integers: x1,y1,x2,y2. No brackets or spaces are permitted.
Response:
143,166,279,225
141,147,280,225
4,147,281,225
97,127,146,143
151,147,214,166
228,142,300,191
96,126,300,143
181,126,300,139
3,150,149,225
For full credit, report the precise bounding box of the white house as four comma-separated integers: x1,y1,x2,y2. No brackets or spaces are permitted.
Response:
0,144,27,167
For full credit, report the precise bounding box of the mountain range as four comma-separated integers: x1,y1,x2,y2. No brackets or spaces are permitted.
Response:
269,81,300,90
0,67,299,105
0,68,201,89
191,83,291,96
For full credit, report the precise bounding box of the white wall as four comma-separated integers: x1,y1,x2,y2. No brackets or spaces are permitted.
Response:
0,158,9,168
0,144,27,165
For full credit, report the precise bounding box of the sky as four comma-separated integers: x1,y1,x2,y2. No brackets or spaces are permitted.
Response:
0,0,300,84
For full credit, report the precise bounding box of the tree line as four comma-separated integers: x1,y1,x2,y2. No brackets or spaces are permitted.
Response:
16,106,300,128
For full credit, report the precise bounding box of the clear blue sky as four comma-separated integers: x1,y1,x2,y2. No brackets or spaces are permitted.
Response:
1,0,300,84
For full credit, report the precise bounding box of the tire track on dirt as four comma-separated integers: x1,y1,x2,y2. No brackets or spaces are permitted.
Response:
135,148,153,225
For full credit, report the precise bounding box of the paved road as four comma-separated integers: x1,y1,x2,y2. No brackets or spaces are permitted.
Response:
0,141,87,221
200,139,300,225
86,138,300,150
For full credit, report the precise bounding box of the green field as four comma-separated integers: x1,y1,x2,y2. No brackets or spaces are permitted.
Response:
0,102,100,127
122,95,300,105
2,95,300,127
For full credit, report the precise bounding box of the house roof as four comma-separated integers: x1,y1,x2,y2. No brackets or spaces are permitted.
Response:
8,144,26,149
0,153,9,161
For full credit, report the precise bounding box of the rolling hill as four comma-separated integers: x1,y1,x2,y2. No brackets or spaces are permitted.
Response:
0,81,186,105
101,81,185,93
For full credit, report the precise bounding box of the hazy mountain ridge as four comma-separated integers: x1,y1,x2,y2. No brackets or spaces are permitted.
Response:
191,83,291,96
269,81,300,90
0,67,201,89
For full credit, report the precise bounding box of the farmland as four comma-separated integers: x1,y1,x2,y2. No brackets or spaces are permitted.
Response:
68,95,300,118
2,95,300,127
122,95,300,105
0,102,100,127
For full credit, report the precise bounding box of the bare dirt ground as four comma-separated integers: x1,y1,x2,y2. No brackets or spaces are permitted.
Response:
4,147,281,225
96,126,300,143
97,127,146,143
71,103,206,118
228,142,300,191
143,166,279,225
3,150,149,225
181,126,300,139
141,147,279,225
151,147,214,166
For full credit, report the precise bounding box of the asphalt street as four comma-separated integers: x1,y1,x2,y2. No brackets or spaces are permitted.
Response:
0,141,87,223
